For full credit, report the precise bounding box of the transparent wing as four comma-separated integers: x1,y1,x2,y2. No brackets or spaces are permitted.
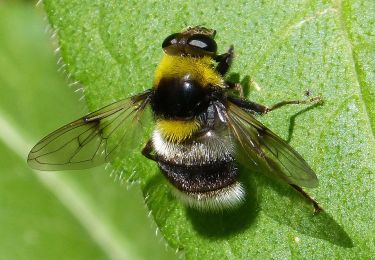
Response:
225,101,318,188
28,90,152,171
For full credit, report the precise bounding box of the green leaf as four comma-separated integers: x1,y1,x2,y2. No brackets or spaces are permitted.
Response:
42,0,374,258
0,3,176,260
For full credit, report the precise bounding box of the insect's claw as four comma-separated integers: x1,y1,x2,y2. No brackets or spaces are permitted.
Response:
303,89,324,105
308,95,323,104
313,204,323,214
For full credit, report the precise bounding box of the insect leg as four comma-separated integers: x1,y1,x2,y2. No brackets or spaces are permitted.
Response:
227,95,322,115
266,96,322,113
224,82,244,98
142,139,157,161
227,96,269,114
290,184,322,213
214,45,234,76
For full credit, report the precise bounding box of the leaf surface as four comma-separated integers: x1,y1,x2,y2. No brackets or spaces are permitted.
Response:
42,0,375,258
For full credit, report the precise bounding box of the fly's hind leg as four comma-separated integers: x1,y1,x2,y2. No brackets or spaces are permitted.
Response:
142,139,157,162
290,184,322,213
214,45,234,76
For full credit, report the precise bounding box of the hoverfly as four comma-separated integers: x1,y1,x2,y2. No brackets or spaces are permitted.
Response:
28,26,322,212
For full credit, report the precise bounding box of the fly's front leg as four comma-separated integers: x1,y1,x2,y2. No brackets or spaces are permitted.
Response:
214,45,234,76
142,139,157,162
265,95,323,114
228,92,323,115
290,184,323,213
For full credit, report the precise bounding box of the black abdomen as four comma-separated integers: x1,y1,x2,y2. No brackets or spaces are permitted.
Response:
158,160,238,193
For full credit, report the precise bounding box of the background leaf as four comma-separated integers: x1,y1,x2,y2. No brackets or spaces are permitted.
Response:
0,2,176,259
26,0,375,258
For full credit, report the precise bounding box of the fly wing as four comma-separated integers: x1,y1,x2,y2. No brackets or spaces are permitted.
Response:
225,101,318,188
28,90,152,171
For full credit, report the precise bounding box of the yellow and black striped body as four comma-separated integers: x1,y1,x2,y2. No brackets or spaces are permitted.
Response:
150,54,244,210
152,54,223,142
27,26,322,213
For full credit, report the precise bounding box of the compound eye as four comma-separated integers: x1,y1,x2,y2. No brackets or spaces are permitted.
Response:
187,34,217,53
162,33,180,49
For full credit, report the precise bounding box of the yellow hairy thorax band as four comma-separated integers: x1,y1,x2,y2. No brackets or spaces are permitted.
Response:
156,119,201,143
154,54,223,87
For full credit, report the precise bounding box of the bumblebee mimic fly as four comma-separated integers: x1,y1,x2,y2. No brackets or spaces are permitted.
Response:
28,26,322,212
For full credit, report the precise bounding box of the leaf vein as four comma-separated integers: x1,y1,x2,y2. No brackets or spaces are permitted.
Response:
335,0,375,140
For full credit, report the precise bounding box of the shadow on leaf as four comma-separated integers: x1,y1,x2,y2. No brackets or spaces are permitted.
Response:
255,172,353,248
142,158,352,248
286,101,324,143
226,73,252,97
186,169,258,238
142,86,351,248
143,167,259,239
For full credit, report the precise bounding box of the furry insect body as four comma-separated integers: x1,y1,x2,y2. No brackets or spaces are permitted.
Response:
151,103,244,210
153,54,223,88
152,54,223,142
148,29,246,209
28,26,322,213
